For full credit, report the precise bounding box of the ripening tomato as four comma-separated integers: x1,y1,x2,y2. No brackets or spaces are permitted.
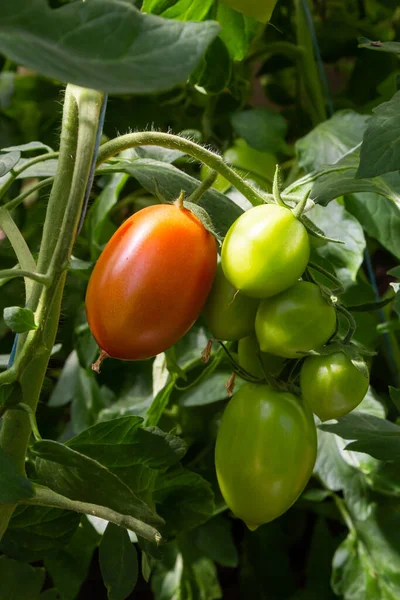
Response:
238,335,284,379
215,383,317,530
300,351,370,421
221,205,310,299
255,281,336,358
86,203,217,360
203,264,259,341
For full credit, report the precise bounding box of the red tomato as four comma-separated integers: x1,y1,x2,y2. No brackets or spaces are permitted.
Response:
86,203,217,360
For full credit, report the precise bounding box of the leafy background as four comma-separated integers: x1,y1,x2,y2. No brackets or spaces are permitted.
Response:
1,0,400,599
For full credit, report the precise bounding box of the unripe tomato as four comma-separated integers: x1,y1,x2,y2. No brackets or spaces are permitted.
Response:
215,383,317,530
300,351,369,421
255,281,336,358
86,203,217,360
221,205,310,299
203,264,259,341
238,335,284,378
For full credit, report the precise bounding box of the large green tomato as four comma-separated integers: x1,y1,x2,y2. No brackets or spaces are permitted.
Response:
300,351,370,421
238,335,284,378
221,205,310,298
215,383,317,530
255,281,336,358
203,264,259,341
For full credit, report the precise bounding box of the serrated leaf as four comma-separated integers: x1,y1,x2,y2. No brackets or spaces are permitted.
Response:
99,523,138,600
320,413,400,461
358,90,400,178
0,0,220,94
0,447,34,504
31,440,160,524
3,306,37,333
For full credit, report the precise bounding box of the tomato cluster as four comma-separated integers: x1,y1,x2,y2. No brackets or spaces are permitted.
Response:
205,202,370,530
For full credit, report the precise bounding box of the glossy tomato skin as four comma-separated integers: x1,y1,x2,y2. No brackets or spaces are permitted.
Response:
86,204,217,360
238,335,284,379
203,264,259,341
215,383,317,530
255,281,336,358
300,351,369,421
221,205,310,299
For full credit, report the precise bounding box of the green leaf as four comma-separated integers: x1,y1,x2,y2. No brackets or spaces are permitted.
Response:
0,150,20,176
154,468,215,536
0,447,34,504
284,147,400,209
389,387,400,414
48,351,79,408
100,157,243,237
142,0,214,21
145,376,178,427
178,371,246,407
3,306,37,333
231,108,287,153
3,141,53,153
31,439,160,524
320,413,400,461
308,200,366,283
0,0,220,94
45,518,100,600
345,189,400,260
194,515,238,568
0,505,80,562
358,37,400,55
357,90,400,178
191,37,232,95
217,3,259,61
99,523,138,600
151,540,222,600
220,0,278,23
296,110,369,173
0,555,45,600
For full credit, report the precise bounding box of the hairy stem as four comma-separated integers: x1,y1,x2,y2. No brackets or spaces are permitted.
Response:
96,132,268,207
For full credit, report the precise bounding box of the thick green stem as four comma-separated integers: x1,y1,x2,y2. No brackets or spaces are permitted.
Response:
96,132,268,207
0,85,103,539
25,485,163,545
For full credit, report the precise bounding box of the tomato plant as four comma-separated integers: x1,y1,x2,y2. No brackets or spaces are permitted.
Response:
221,204,310,298
1,1,400,599
203,264,259,341
86,203,217,360
215,383,317,530
300,351,370,421
255,281,337,358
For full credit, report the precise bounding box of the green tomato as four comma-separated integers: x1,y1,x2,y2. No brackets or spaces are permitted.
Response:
238,335,284,378
221,205,310,299
220,0,278,23
215,383,317,530
300,351,370,421
203,264,259,341
255,281,336,358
